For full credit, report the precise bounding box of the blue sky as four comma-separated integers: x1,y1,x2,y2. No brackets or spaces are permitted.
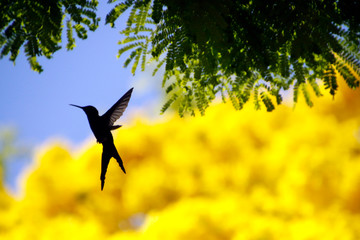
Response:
0,2,163,191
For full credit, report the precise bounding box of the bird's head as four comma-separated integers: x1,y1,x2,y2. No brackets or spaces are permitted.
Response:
70,104,99,117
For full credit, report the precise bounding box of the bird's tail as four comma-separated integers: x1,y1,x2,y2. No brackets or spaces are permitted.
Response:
114,150,126,174
100,155,110,191
101,179,105,191
101,141,126,190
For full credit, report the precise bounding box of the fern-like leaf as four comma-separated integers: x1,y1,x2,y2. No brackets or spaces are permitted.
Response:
152,58,166,76
119,35,148,45
117,42,143,58
293,59,306,84
260,92,275,112
28,56,43,73
253,87,261,110
308,76,323,97
323,66,337,97
131,47,142,75
293,81,300,103
66,19,76,50
279,46,290,78
105,0,134,27
301,83,313,107
123,47,140,67
161,93,178,114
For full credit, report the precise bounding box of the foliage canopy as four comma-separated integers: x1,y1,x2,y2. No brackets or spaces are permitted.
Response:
0,0,99,72
1,0,360,115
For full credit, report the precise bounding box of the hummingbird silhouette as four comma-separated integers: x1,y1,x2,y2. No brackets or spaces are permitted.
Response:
70,88,133,190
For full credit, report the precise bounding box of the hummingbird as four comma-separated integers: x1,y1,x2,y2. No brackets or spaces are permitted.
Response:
70,88,133,190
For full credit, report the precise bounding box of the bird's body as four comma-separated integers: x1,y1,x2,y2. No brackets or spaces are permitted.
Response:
70,88,133,190
83,107,112,143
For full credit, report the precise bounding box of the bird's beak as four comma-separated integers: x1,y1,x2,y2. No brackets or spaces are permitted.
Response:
69,104,84,109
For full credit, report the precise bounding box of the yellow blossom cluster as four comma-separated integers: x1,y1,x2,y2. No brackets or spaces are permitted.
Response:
1,82,360,239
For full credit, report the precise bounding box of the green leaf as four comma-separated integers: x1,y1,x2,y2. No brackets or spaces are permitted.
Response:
301,83,313,107
260,92,275,112
117,42,143,59
66,20,76,50
161,93,178,114
28,56,43,73
323,66,338,96
106,1,135,27
131,47,142,75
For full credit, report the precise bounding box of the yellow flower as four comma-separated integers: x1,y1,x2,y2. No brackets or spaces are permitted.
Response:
1,82,360,239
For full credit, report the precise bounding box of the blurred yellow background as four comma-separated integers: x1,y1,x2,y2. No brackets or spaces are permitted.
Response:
1,81,360,240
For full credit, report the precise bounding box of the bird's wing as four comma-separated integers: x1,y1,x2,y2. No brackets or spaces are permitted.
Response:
102,88,133,127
